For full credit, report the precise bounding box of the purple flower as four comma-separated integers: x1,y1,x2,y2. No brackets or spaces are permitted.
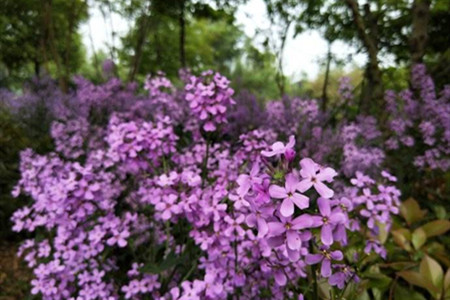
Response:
305,247,343,278
107,229,130,247
328,265,359,289
224,215,246,237
297,158,336,198
269,173,309,217
311,198,345,245
261,135,295,158
246,204,274,238
267,214,312,260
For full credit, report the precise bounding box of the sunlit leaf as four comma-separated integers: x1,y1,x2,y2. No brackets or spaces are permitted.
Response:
420,255,444,290
412,227,427,250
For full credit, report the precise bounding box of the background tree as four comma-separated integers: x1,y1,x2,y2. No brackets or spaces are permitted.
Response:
0,0,88,90
263,0,449,114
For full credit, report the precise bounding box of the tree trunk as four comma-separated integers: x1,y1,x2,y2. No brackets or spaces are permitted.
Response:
128,2,151,82
410,0,431,64
275,20,291,97
321,42,332,112
179,0,186,68
33,60,40,77
345,0,383,115
43,0,64,91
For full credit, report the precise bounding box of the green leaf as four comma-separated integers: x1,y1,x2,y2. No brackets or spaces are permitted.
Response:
355,290,370,300
397,270,438,294
364,272,392,291
420,255,444,290
433,205,447,220
394,285,427,300
412,227,427,250
140,252,183,274
392,229,412,251
400,198,426,225
377,222,388,244
421,220,450,238
445,269,450,292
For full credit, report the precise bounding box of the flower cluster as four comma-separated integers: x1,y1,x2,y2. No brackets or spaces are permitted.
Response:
185,70,235,132
7,66,445,300
385,64,450,171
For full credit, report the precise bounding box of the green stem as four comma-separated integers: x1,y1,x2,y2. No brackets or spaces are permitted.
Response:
312,263,318,300
201,141,210,188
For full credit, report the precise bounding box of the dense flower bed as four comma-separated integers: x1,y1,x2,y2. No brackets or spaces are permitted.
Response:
2,65,449,299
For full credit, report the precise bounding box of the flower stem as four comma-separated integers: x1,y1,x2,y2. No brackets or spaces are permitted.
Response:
311,264,318,300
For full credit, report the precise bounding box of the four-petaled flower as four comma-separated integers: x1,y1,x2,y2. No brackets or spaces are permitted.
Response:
298,158,337,198
311,198,345,246
269,173,309,217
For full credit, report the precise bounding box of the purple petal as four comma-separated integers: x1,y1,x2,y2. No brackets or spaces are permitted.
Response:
286,135,296,148
321,258,332,278
267,236,284,248
286,230,301,250
203,122,216,132
291,193,309,209
314,181,334,199
268,221,285,236
317,167,337,182
287,247,300,262
280,198,294,217
291,214,313,230
274,270,287,286
330,212,346,224
246,214,257,228
285,173,299,192
256,218,269,237
271,142,285,153
321,224,333,246
261,150,276,157
269,185,287,199
300,158,316,177
330,250,343,260
329,272,345,288
318,198,331,217
310,216,324,228
296,180,313,193
305,254,323,265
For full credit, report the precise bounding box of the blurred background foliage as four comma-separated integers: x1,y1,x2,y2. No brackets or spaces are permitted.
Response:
0,0,449,298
